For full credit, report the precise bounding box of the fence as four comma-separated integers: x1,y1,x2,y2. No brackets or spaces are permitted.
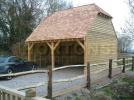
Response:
0,65,86,100
86,57,134,89
0,57,134,99
0,85,48,100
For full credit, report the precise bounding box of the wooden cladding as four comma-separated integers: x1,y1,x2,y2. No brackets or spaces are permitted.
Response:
86,15,117,64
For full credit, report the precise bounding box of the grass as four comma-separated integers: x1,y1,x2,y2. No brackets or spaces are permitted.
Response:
92,74,134,100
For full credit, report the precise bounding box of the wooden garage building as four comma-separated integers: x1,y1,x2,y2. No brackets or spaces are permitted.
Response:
26,4,117,69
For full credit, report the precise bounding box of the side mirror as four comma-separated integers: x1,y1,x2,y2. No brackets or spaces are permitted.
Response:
14,63,19,66
20,61,24,64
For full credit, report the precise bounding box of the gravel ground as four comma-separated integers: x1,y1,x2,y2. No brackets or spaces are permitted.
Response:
0,67,84,97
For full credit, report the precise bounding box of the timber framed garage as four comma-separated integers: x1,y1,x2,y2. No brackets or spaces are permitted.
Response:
26,4,117,69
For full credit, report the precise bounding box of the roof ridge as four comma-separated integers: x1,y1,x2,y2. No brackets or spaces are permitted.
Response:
51,3,98,16
93,4,112,18
51,3,112,18
40,3,111,25
38,3,97,29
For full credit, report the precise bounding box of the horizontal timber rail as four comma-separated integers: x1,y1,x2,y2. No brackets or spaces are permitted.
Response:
0,85,25,100
0,70,48,77
90,62,108,66
16,75,85,91
53,64,86,71
0,65,85,77
0,85,49,100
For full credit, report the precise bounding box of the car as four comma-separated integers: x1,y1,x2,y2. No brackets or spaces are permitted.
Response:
0,55,37,79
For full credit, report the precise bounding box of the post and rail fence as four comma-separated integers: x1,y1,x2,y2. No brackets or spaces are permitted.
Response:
0,57,133,99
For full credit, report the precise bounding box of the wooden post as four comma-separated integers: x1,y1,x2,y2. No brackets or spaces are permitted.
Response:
47,43,54,99
46,41,60,99
76,39,86,75
51,42,55,68
25,89,36,100
132,57,134,71
47,64,53,99
28,43,31,61
87,62,91,89
47,41,60,68
108,59,112,79
28,43,34,61
122,58,125,73
84,40,87,76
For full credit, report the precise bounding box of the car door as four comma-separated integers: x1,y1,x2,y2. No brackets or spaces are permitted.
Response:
8,57,25,72
22,61,33,71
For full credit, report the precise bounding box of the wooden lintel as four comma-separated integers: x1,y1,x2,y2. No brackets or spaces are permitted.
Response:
76,40,85,50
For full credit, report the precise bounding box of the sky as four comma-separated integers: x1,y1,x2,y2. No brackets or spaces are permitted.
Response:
69,0,130,33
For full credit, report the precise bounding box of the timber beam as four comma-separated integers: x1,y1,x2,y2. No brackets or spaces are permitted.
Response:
28,43,34,61
46,40,61,68
76,39,85,50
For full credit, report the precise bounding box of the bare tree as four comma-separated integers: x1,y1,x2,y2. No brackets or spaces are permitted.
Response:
45,0,73,16
0,0,73,54
122,0,134,39
118,34,132,53
119,0,134,53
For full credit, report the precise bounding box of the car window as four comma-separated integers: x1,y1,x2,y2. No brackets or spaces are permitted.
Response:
0,57,8,63
8,57,23,63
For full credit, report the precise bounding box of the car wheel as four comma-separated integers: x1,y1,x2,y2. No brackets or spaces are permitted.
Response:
7,69,13,80
32,65,36,70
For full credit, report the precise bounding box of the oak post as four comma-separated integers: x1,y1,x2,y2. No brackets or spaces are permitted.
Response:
47,41,60,99
28,43,33,61
47,42,54,99
25,89,36,100
47,65,53,99
84,40,87,76
132,57,134,71
87,62,91,89
28,43,31,61
122,58,125,73
108,59,112,79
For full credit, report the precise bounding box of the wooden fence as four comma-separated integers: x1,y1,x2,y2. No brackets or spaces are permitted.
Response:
87,57,134,89
0,57,133,99
0,65,86,100
0,85,49,100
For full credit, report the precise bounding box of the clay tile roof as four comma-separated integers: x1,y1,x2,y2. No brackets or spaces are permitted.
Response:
26,3,112,42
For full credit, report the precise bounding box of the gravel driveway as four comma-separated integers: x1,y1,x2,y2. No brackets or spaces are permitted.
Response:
0,67,84,97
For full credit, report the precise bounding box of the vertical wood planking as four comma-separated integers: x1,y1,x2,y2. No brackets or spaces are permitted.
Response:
14,96,18,100
0,91,1,100
9,94,13,100
5,93,8,100
2,92,5,100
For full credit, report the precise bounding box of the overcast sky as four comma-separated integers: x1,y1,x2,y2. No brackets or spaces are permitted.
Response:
69,0,129,33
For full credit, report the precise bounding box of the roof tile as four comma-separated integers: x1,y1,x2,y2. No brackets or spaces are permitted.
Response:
26,4,112,42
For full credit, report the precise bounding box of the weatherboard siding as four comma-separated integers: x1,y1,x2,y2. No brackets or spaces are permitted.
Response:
86,15,117,64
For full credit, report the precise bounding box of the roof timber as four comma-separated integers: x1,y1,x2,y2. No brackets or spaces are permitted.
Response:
25,38,85,44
